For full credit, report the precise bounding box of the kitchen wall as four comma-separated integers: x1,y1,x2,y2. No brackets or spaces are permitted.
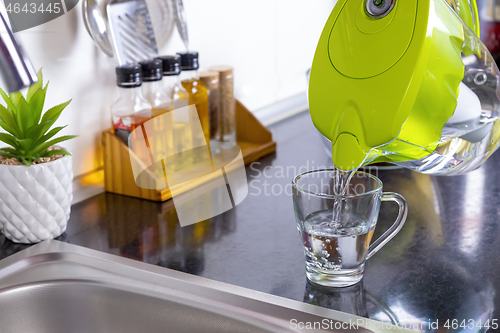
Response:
11,0,336,177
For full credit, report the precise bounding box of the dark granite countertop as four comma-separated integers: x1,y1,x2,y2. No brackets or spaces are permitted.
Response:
1,111,499,332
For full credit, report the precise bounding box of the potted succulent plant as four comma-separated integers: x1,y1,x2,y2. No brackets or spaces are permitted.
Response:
0,69,76,244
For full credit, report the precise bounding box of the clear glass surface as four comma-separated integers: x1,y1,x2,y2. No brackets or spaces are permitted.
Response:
292,170,407,287
112,86,151,118
142,80,172,117
111,86,152,143
163,75,189,110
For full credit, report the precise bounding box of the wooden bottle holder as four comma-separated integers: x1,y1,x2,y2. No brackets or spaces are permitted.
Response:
102,100,276,202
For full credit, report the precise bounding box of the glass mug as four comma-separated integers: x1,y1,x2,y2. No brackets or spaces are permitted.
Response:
292,170,408,287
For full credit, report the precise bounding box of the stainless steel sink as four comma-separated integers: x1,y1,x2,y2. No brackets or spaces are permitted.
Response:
0,241,414,332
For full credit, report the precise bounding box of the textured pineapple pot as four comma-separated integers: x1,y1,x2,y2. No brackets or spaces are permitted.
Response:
0,155,73,243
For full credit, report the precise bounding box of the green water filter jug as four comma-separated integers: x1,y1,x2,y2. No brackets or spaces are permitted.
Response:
309,0,500,175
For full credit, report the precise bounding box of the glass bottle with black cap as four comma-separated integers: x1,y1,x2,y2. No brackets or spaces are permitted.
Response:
159,55,189,110
177,51,210,146
158,55,194,170
112,64,152,144
139,59,172,117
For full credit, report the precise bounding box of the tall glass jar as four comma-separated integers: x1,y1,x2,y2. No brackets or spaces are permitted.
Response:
200,71,220,154
208,65,236,149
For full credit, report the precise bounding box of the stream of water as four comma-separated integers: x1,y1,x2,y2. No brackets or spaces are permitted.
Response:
331,167,357,224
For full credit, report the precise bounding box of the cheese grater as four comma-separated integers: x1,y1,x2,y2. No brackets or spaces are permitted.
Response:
107,0,159,65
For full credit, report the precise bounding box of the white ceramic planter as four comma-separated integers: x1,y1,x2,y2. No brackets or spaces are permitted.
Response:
0,155,73,243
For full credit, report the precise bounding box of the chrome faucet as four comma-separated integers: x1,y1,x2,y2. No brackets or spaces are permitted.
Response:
0,13,37,92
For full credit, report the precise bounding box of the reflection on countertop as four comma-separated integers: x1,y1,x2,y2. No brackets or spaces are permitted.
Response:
1,111,500,332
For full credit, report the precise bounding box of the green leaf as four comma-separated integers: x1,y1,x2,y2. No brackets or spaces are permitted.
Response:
27,69,43,102
34,125,65,146
40,100,71,125
0,152,16,159
15,97,33,134
26,121,52,141
30,85,47,125
16,138,33,151
0,104,19,134
19,156,30,166
41,149,71,157
0,69,77,161
9,92,22,106
0,133,18,148
0,88,17,113
0,147,18,155
31,135,77,155
0,121,18,137
36,107,58,141
39,119,55,139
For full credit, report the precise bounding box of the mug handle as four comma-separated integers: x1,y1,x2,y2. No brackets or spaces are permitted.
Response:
366,193,408,260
